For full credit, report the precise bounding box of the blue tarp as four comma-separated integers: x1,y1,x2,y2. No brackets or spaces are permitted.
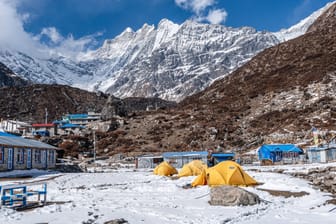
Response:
212,153,235,163
60,123,85,129
32,130,50,137
258,144,303,162
66,114,88,120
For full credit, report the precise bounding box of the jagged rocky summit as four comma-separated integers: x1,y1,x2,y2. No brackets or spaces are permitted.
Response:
0,2,333,101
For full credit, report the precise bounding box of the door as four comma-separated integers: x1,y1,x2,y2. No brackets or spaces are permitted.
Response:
27,149,32,169
7,148,13,170
42,150,47,168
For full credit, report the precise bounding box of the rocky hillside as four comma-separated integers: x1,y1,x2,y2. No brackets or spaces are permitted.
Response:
0,62,28,87
0,84,108,123
179,2,336,145
94,2,336,155
0,84,177,124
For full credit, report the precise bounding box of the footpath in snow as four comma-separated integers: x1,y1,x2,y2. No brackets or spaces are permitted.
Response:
0,163,335,224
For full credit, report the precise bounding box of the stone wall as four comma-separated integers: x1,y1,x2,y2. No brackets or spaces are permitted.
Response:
291,166,336,195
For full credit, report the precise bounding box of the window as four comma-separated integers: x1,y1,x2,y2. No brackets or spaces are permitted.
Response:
16,148,24,164
153,157,163,163
0,147,4,164
34,150,41,163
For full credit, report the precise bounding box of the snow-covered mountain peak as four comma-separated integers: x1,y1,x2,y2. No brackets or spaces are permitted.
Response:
1,2,334,101
124,27,134,33
181,19,199,26
157,19,180,34
153,19,180,50
158,18,177,28
274,1,335,41
137,23,155,33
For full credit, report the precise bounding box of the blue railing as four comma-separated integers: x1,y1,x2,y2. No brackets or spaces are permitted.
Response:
0,182,47,208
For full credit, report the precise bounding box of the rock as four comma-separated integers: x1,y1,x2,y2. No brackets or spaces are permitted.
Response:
104,218,128,224
323,179,334,187
54,164,84,173
289,166,336,196
209,186,260,206
312,178,322,185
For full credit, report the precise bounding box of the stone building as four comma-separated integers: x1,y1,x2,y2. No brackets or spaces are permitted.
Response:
0,132,57,171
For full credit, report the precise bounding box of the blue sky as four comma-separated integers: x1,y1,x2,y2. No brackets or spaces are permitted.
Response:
19,0,332,38
0,0,333,58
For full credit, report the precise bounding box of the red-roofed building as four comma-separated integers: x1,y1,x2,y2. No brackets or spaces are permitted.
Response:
31,123,57,137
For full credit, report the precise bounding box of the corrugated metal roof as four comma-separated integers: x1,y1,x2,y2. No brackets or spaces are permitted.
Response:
0,132,18,137
32,123,55,127
60,123,85,129
163,151,208,158
67,114,88,119
0,134,58,150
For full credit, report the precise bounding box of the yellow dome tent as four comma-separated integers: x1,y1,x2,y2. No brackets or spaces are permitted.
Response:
191,161,257,187
178,160,207,177
153,161,178,176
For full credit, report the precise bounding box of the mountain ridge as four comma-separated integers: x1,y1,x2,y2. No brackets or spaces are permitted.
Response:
0,2,333,102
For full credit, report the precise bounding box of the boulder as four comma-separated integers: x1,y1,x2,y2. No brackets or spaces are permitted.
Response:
104,218,128,224
209,186,260,206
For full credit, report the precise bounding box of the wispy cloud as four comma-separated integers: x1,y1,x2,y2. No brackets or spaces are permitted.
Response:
36,30,102,59
39,27,64,44
175,0,227,24
0,0,100,60
206,9,227,25
175,0,215,14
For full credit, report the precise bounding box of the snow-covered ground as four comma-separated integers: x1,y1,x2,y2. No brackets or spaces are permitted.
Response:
0,163,335,224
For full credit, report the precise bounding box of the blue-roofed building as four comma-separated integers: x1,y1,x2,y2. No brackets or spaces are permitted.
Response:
257,144,304,164
162,151,208,168
60,124,85,129
0,132,58,171
0,132,17,137
211,153,235,165
62,112,101,126
59,123,85,135
306,142,336,163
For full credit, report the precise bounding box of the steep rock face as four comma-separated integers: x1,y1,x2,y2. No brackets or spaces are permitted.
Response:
0,1,331,102
0,62,28,87
105,22,279,101
0,51,94,86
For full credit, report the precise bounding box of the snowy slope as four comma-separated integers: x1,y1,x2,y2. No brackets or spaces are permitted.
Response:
0,163,335,224
0,2,333,101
